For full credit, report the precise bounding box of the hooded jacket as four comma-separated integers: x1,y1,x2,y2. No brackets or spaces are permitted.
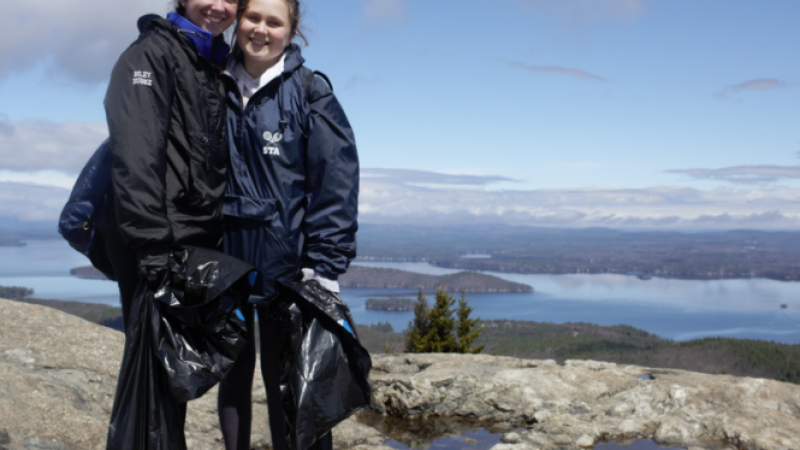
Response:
222,45,359,300
103,14,229,263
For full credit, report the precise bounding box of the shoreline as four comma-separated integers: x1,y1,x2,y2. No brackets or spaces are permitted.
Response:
353,258,800,283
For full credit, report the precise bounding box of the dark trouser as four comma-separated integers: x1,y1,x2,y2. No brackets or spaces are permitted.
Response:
103,226,189,433
218,302,333,450
103,225,139,332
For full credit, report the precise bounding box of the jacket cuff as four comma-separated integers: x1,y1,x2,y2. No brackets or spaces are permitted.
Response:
301,268,340,293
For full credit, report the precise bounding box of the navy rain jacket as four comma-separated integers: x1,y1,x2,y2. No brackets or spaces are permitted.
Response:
222,45,359,300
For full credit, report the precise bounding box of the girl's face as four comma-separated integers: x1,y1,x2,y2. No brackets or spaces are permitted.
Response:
237,0,295,70
182,0,237,36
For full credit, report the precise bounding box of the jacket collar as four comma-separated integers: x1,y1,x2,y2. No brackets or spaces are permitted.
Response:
224,54,286,103
164,12,229,63
223,44,305,93
282,44,305,74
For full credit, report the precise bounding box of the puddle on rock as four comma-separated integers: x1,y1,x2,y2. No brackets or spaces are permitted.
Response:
596,439,684,450
356,412,700,450
637,374,655,381
354,410,512,450
384,428,503,450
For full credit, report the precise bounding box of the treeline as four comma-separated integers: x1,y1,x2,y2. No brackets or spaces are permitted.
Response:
0,286,34,299
356,318,800,385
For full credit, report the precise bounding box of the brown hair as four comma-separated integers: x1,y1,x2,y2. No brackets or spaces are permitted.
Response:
234,0,308,52
173,0,186,16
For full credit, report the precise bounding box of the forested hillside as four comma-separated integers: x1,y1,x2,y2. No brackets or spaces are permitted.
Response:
356,319,800,385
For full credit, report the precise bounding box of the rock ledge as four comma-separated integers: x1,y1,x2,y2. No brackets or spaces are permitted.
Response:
2,298,799,450
370,354,800,449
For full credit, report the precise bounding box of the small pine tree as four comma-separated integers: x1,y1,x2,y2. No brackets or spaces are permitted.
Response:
404,288,431,353
404,287,483,354
420,286,457,353
455,291,484,354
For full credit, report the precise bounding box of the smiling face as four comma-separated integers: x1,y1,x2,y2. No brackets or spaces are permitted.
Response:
236,0,295,77
182,0,237,36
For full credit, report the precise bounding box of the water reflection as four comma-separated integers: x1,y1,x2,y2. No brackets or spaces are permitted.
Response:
595,440,685,450
354,411,507,450
355,410,691,450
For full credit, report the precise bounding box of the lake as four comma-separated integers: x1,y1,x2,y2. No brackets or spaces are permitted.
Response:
3,240,800,344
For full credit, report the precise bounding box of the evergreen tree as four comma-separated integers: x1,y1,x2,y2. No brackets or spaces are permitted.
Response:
404,288,431,352
404,286,483,354
455,290,485,354
420,286,457,353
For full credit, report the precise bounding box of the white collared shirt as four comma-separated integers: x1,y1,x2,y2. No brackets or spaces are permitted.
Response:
225,54,286,107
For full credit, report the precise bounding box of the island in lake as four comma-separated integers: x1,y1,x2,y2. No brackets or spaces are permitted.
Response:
365,298,415,312
339,265,532,293
70,264,533,293
70,266,110,280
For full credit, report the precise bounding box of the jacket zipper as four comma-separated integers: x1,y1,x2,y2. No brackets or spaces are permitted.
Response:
202,136,210,171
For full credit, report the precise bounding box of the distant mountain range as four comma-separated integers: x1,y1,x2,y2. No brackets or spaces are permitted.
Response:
356,224,800,281
15,220,800,281
0,217,58,245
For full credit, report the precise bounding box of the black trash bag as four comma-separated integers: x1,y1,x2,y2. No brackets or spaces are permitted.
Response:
156,247,258,402
271,280,373,450
106,280,187,450
107,246,258,450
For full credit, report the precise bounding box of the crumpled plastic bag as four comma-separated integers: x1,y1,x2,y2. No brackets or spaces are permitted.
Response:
107,246,258,450
156,247,258,402
269,280,372,450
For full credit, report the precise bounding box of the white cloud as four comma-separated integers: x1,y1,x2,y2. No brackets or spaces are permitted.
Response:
362,168,514,186
667,165,800,184
0,115,107,173
507,61,606,82
363,0,406,24
6,164,800,230
0,0,171,84
0,170,78,190
714,78,788,99
359,169,800,229
0,182,70,221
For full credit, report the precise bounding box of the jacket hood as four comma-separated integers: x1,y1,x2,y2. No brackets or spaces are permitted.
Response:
137,14,163,34
282,44,305,74
135,14,229,63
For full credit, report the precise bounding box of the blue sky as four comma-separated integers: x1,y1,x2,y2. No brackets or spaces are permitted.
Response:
0,0,798,228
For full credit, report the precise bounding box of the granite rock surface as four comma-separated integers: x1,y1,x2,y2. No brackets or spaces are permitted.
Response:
0,299,383,450
3,298,800,450
370,354,800,450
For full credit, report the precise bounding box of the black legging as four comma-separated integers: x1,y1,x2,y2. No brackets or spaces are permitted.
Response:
218,302,332,450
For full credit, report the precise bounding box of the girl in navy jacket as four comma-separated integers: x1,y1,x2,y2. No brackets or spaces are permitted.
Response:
217,0,359,449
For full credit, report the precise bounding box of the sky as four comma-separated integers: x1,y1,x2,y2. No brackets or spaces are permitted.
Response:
0,0,798,229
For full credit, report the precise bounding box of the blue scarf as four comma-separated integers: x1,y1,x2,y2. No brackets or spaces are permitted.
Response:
167,12,229,63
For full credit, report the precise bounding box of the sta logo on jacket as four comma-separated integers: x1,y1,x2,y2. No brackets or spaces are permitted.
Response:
262,131,282,156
